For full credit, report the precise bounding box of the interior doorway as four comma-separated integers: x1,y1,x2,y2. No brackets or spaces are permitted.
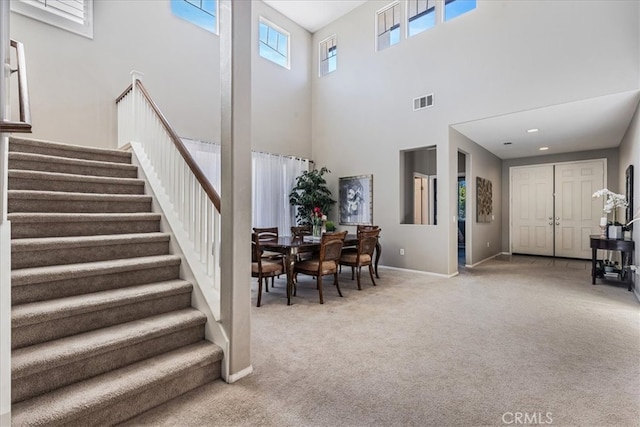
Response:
510,159,605,259
457,151,467,266
413,173,436,225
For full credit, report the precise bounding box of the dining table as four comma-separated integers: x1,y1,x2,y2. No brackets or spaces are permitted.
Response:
262,233,381,305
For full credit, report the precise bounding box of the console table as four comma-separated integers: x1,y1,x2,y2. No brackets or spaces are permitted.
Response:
589,235,635,291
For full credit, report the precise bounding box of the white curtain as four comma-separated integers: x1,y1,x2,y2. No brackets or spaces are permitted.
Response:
182,138,309,235
252,151,309,233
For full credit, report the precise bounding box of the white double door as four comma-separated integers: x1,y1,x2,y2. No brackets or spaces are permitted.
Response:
511,160,605,259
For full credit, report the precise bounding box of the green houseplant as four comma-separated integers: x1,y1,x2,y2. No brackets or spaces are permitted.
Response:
289,167,336,226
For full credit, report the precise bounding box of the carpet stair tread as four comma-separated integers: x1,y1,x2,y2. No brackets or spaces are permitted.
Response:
12,308,207,379
8,151,138,178
12,280,193,328
11,341,222,426
11,254,181,287
8,190,153,213
8,212,160,224
12,232,170,252
9,137,132,164
8,169,146,195
9,212,161,238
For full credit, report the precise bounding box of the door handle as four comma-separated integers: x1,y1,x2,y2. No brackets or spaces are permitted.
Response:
549,222,553,225
548,217,553,220
556,222,560,225
556,217,560,220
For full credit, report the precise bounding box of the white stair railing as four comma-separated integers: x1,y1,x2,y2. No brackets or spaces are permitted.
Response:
116,77,226,355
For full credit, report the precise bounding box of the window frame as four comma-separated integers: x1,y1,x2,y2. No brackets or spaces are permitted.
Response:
407,0,436,38
319,34,337,77
11,0,94,39
259,17,291,70
171,0,218,35
375,1,401,52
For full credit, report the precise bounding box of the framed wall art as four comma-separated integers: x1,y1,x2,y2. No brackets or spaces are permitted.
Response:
626,165,634,230
339,174,373,225
476,176,492,223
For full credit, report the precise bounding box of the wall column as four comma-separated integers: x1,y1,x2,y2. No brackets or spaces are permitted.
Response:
219,0,253,382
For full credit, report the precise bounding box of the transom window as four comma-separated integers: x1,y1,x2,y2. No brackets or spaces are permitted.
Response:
408,0,436,37
11,0,93,39
171,0,217,34
444,0,476,22
376,2,401,51
319,35,337,76
259,18,290,69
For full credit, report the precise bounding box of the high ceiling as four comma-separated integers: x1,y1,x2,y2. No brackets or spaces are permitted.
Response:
261,1,639,160
262,0,367,33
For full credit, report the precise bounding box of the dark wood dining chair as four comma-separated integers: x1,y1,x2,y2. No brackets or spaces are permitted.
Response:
251,232,284,307
293,230,347,304
291,225,312,237
253,226,284,268
339,228,380,290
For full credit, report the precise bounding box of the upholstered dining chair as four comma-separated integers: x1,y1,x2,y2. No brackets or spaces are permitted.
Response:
253,226,283,259
339,228,380,290
251,232,284,307
293,230,347,304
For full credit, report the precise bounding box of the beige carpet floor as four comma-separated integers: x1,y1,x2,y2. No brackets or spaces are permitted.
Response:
122,255,640,427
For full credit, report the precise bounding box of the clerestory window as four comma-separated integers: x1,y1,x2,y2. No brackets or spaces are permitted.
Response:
319,35,337,76
11,0,94,39
408,0,436,37
444,0,476,22
171,0,217,34
259,18,290,69
376,2,401,51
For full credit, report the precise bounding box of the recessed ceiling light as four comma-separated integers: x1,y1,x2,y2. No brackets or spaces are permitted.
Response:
539,146,549,151
503,142,512,145
527,128,539,133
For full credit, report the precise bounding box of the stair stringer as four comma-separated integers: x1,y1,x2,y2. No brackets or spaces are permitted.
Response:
128,143,236,383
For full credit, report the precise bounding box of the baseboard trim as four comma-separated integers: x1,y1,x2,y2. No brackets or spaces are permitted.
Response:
226,365,253,384
1,410,10,427
381,265,457,278
465,252,506,268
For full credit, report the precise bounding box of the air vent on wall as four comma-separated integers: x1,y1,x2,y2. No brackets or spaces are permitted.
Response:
413,94,434,111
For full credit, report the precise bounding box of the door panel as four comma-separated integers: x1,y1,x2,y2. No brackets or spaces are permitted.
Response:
511,165,554,256
554,161,604,258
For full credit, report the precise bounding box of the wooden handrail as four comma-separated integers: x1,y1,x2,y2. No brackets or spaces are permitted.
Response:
118,79,221,212
0,40,31,133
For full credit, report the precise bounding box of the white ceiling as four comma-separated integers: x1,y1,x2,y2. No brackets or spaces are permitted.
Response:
262,0,367,33
260,1,639,161
452,91,640,160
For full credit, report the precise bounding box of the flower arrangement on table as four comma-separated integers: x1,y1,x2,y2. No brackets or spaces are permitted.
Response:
592,188,628,238
311,207,327,238
592,188,628,224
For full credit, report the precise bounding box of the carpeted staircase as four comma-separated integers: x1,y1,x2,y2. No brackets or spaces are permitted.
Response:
7,137,223,426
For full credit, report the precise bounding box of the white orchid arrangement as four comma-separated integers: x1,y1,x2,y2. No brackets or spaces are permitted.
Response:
592,188,628,225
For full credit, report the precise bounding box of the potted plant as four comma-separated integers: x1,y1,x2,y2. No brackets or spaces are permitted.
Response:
289,167,336,226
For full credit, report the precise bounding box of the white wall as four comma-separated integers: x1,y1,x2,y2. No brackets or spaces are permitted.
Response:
10,0,312,157
619,103,640,298
311,0,639,275
251,2,312,158
452,129,502,267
